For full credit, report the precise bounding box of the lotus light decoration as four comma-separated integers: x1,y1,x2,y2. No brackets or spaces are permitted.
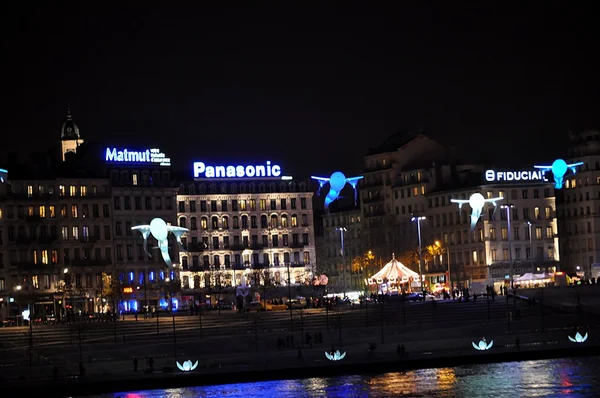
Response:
568,332,588,343
472,337,493,351
325,350,346,361
176,360,199,372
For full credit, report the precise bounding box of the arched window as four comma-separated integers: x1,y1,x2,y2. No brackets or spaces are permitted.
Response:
220,183,227,194
188,184,196,194
251,215,257,228
260,215,268,228
281,214,288,227
241,215,248,229
182,275,190,289
211,216,219,229
193,275,201,289
181,256,188,268
280,182,286,191
209,184,217,193
291,214,298,227
179,217,186,228
258,183,266,193
271,215,278,228
240,183,246,193
199,184,206,193
269,183,276,192
190,217,197,230
201,217,208,229
222,216,229,229
249,183,256,193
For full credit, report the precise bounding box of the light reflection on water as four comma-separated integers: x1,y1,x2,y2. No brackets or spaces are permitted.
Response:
92,356,600,398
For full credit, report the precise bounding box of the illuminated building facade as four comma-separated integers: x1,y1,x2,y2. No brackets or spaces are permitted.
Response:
176,173,316,304
557,130,600,279
0,112,113,318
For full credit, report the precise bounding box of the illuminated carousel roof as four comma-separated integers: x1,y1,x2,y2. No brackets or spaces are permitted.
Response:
368,254,419,284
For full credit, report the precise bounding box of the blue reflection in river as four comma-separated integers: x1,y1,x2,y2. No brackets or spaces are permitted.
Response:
94,356,600,398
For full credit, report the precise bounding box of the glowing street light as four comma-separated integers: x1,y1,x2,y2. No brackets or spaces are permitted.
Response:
526,221,534,273
435,240,451,288
336,227,348,297
501,204,515,287
411,216,426,298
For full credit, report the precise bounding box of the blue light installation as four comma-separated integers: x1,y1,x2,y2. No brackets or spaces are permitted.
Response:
451,193,503,231
569,332,588,343
311,171,364,211
132,218,188,267
533,159,584,189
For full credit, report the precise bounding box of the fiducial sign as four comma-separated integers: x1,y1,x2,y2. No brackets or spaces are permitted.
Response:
105,148,171,167
484,170,548,183
193,161,282,179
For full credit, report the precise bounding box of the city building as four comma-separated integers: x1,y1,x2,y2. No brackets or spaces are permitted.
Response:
318,206,366,294
357,132,560,290
176,161,316,306
107,150,179,313
558,130,600,279
0,112,113,318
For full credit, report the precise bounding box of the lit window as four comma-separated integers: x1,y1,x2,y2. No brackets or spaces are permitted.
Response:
59,185,65,196
27,185,33,198
49,206,55,218
72,226,79,240
42,250,49,264
70,185,77,196
80,186,87,196
534,207,540,220
421,185,426,195
413,187,418,196
39,206,46,218
71,205,78,218
28,205,34,216
133,174,138,186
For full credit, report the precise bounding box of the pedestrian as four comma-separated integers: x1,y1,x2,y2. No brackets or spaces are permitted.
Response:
133,356,138,372
149,356,154,371
515,337,520,351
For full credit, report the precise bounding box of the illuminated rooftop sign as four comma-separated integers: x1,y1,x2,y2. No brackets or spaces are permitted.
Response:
105,148,171,167
193,161,283,179
484,170,548,183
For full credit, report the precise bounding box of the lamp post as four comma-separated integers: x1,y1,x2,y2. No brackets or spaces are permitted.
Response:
526,221,534,274
411,216,426,299
336,227,348,298
500,204,515,288
435,240,451,288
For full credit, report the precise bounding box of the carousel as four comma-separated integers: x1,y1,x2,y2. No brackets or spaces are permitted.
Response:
367,254,421,294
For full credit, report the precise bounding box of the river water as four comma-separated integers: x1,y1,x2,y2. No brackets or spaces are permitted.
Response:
89,356,600,397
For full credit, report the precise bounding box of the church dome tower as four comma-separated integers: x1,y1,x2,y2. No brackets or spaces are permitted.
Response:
60,109,84,161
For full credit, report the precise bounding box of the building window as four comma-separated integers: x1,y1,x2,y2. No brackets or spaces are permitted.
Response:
535,227,542,240
534,207,540,220
501,228,508,240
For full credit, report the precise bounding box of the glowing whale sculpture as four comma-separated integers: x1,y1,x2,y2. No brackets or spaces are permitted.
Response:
568,332,588,343
533,159,584,189
132,218,188,267
311,171,363,211
176,360,199,372
451,193,503,231
472,337,493,351
325,350,347,361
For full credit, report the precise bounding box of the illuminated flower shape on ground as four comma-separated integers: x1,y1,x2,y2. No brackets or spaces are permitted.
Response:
176,360,199,372
472,338,493,351
568,332,588,343
325,350,346,361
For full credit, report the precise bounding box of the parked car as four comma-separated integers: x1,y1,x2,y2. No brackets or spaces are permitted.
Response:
405,292,436,302
286,299,307,309
217,300,234,310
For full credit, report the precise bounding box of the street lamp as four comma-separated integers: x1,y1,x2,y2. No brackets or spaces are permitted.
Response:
411,216,426,298
526,221,534,274
336,227,348,297
500,204,515,288
435,240,451,288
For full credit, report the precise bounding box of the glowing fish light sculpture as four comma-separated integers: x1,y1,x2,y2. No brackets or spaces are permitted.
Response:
311,171,363,211
451,193,503,231
472,337,493,351
325,350,347,361
568,332,588,343
132,218,188,267
533,159,584,189
176,360,199,372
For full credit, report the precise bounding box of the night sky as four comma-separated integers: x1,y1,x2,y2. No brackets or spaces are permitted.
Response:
4,3,599,177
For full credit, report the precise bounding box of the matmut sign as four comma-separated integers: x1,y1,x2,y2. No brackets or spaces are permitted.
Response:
485,169,548,183
105,148,171,167
193,161,282,179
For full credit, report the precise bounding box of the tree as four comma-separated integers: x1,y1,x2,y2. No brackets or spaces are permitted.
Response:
258,269,280,307
208,267,228,313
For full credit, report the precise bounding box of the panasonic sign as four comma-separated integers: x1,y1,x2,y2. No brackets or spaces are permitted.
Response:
105,148,171,167
484,170,548,183
193,161,282,179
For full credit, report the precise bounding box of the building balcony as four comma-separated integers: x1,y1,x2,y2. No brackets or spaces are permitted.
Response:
250,244,264,250
290,243,306,248
229,244,245,251
16,236,34,245
26,215,43,222
187,243,205,252
38,236,59,245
